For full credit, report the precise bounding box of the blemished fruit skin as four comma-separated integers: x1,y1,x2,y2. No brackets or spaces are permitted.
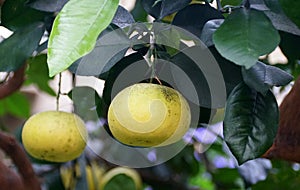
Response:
108,83,191,147
22,111,88,162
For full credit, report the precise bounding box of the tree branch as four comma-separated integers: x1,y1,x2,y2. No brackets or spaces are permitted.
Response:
0,0,5,6
0,132,41,190
263,77,300,163
0,64,26,100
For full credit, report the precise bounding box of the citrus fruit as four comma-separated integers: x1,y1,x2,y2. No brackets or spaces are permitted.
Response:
108,83,191,147
60,161,104,190
99,167,142,190
22,111,88,162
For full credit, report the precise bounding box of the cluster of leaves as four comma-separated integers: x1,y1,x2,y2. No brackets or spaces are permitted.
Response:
1,0,300,189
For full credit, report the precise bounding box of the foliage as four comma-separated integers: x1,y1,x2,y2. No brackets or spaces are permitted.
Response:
0,0,300,189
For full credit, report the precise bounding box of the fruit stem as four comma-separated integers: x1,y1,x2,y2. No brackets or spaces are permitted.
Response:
56,72,62,111
148,31,163,85
155,76,162,85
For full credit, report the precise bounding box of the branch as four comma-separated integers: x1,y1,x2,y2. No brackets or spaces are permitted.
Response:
0,0,5,6
0,132,41,190
0,159,24,190
263,77,300,163
0,64,26,100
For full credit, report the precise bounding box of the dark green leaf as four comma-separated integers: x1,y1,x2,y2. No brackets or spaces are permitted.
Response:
224,82,279,164
208,47,243,96
172,4,223,37
171,46,227,109
26,54,56,96
141,0,191,20
159,0,191,19
141,0,161,19
131,0,148,22
171,50,212,108
200,19,224,47
279,31,300,60
112,5,135,28
252,160,300,189
278,0,300,28
213,8,280,69
104,174,136,190
262,0,300,36
0,22,45,72
47,0,119,77
26,0,68,12
212,168,244,189
153,22,181,54
0,93,30,118
71,25,130,76
102,53,147,105
167,146,199,176
1,0,49,31
242,61,293,94
68,86,103,121
221,0,242,6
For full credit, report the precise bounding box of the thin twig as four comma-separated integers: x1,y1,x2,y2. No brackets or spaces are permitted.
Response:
0,64,26,100
56,73,62,111
216,0,222,11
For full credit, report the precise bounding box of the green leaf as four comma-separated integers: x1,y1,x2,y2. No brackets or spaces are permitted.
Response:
221,0,242,6
263,0,300,36
253,160,300,189
131,0,148,22
27,0,68,12
141,0,191,20
1,0,49,31
211,168,244,189
104,174,136,190
71,24,130,76
0,22,45,72
47,0,119,77
26,54,56,95
242,61,293,94
172,4,223,37
68,86,103,121
154,22,181,55
200,19,224,47
278,0,300,28
0,93,30,118
112,6,135,28
208,47,243,96
213,8,280,69
279,31,300,60
223,82,279,164
102,53,147,105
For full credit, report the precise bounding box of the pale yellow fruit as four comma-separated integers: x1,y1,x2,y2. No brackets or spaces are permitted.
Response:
22,111,88,162
60,161,104,190
99,167,142,190
108,83,191,147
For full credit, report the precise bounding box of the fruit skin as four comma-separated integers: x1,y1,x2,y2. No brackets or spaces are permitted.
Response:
108,83,191,147
60,161,104,190
22,111,88,162
99,167,142,190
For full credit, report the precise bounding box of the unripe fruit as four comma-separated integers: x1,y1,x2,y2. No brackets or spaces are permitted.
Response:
108,83,191,147
22,111,88,162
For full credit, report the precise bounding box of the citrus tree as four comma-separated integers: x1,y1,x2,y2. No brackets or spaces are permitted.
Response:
0,0,300,189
